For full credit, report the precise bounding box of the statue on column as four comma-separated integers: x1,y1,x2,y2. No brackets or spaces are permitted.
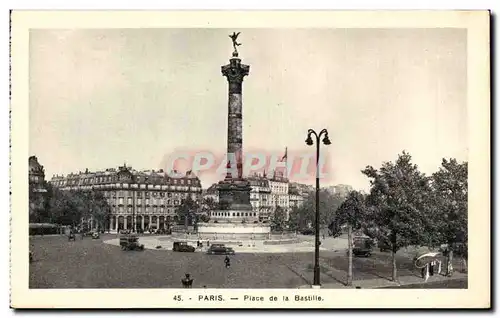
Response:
229,32,242,56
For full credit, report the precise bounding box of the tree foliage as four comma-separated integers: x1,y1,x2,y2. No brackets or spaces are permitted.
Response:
329,190,366,237
270,206,287,231
176,196,200,228
292,189,346,231
36,187,111,229
431,158,468,246
362,151,433,281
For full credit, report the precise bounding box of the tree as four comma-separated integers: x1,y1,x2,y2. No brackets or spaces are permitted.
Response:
431,158,468,276
270,206,287,232
199,197,218,223
287,206,301,231
176,196,200,231
48,188,83,226
362,151,432,282
44,187,111,231
294,190,346,232
330,190,366,286
86,191,112,231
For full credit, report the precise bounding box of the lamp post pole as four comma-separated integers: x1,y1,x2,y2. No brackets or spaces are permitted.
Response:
305,128,331,287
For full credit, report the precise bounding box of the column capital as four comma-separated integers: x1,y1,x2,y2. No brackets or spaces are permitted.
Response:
221,58,250,91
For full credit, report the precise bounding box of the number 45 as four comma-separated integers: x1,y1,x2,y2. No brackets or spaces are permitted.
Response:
173,295,182,301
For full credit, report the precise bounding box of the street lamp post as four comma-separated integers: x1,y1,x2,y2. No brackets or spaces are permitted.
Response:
305,128,331,287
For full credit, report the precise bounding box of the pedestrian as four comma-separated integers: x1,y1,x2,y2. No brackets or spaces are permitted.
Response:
181,274,193,288
429,260,435,276
421,263,430,282
224,255,231,269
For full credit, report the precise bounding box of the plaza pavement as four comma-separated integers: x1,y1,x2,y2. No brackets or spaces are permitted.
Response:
29,234,467,289
103,234,349,254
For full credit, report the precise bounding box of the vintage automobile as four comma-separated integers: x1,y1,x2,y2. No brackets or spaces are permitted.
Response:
172,241,196,253
352,236,374,257
301,229,314,235
207,244,236,255
156,228,172,235
68,232,76,241
377,239,391,252
91,231,100,239
119,234,145,251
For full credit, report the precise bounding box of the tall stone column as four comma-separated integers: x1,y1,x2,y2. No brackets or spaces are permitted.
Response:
221,55,249,180
215,45,254,220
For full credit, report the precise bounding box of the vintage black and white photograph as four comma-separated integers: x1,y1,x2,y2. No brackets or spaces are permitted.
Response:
11,10,490,308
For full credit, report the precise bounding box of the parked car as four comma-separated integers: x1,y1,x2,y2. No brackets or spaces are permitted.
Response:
352,236,374,257
68,232,76,241
156,228,171,235
301,229,314,235
92,232,100,239
378,239,391,252
207,244,235,255
172,241,196,253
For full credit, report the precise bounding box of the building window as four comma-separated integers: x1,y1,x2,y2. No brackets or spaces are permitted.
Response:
160,192,165,197
146,198,150,205
127,198,132,205
118,197,124,205
145,191,149,197
137,191,142,198
167,200,171,205
168,193,172,198
174,200,179,205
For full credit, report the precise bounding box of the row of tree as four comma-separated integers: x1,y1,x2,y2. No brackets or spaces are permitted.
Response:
330,152,467,284
30,182,112,230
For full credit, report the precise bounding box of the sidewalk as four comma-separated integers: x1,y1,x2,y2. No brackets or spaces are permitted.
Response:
298,271,468,289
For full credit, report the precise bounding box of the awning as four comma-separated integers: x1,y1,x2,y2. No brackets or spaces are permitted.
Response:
414,252,442,268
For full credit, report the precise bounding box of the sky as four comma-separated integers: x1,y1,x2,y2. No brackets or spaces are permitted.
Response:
29,28,467,191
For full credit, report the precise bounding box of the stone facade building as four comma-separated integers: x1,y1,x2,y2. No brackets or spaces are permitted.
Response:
29,156,48,222
268,172,290,219
50,165,202,232
248,175,272,222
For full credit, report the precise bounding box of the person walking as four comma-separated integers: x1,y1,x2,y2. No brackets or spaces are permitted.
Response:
181,274,193,288
224,255,231,269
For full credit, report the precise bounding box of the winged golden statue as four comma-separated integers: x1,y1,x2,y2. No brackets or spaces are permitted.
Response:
229,32,242,54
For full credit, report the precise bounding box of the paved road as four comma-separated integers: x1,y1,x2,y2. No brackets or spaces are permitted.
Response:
29,234,466,289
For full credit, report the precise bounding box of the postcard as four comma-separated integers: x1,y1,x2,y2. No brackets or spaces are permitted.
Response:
10,10,490,309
